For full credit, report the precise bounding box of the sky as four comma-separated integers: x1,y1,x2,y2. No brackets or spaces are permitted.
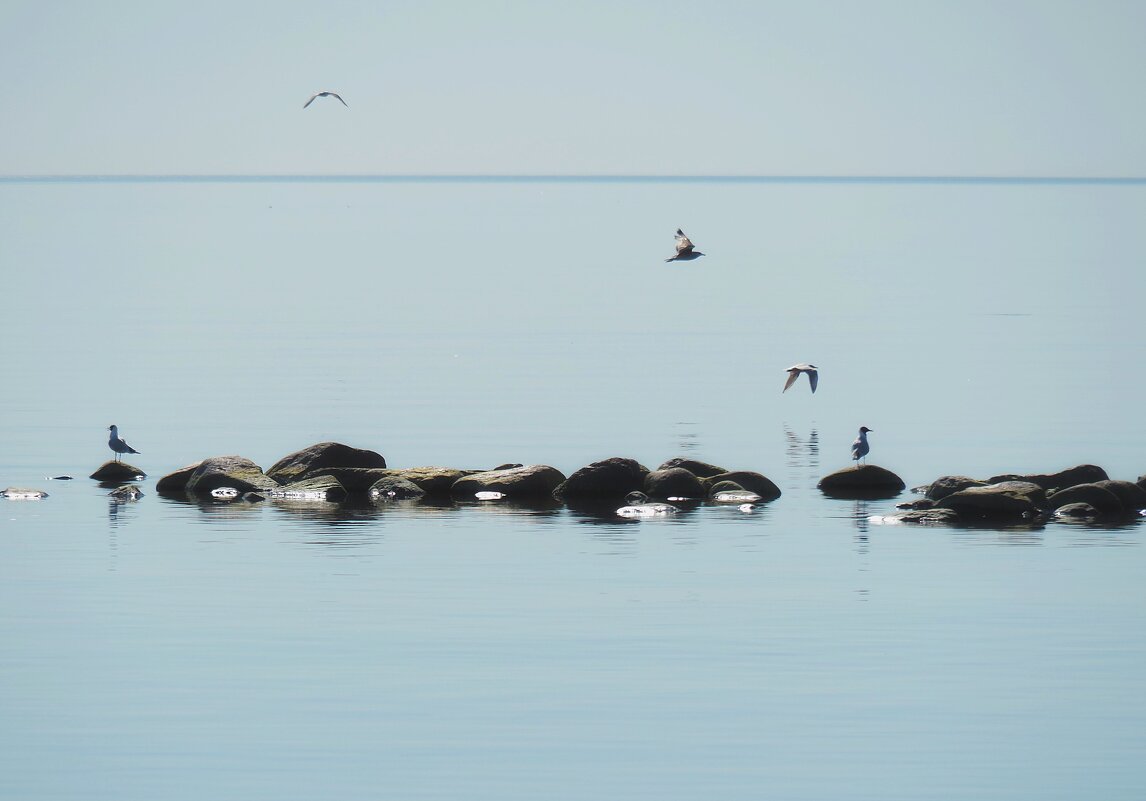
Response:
1,0,1144,176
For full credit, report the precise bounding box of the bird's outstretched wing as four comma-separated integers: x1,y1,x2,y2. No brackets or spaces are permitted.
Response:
303,93,319,108
783,371,800,392
674,228,695,255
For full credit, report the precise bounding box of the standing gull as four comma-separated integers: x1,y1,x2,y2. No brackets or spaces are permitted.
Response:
665,229,705,262
303,91,348,109
108,425,140,462
851,426,872,466
783,364,818,393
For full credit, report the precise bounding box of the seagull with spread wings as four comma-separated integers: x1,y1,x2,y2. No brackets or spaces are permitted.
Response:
783,364,819,394
665,229,705,262
303,91,348,109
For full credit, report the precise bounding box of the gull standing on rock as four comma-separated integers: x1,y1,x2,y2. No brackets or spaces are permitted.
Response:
108,425,140,462
303,91,348,108
783,364,818,393
851,426,872,466
665,229,705,262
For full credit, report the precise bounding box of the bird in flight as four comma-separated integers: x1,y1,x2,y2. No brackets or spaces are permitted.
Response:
665,229,705,262
108,425,140,463
303,91,348,109
851,426,872,466
783,364,819,393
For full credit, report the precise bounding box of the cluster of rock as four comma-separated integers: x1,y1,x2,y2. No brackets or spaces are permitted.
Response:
887,464,1146,525
150,443,782,507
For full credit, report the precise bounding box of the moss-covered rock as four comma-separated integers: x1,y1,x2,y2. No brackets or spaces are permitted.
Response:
378,467,477,496
369,475,427,500
184,456,280,495
268,475,348,502
451,464,566,499
986,464,1108,492
156,461,203,494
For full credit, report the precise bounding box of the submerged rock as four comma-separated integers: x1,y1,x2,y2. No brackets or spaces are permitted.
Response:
451,464,566,499
818,464,905,499
369,475,426,500
2,487,49,500
553,458,649,502
90,461,146,482
874,508,963,525
1054,502,1100,520
108,484,144,501
268,475,348,502
1092,480,1146,513
265,442,387,485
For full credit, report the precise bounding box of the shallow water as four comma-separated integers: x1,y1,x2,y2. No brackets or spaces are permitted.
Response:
2,177,1144,800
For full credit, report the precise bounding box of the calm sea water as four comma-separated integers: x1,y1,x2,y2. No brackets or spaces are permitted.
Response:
2,177,1144,800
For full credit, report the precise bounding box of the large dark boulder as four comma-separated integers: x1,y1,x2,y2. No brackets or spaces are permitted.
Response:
936,481,1045,520
923,476,987,501
987,464,1108,492
1046,483,1124,516
643,467,706,500
702,471,781,502
184,456,280,495
451,465,566,499
818,465,905,499
1092,480,1146,513
90,461,146,482
553,458,649,502
156,461,202,494
265,442,387,485
656,457,729,478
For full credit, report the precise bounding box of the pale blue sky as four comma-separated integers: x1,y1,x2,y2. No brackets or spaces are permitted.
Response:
2,0,1143,175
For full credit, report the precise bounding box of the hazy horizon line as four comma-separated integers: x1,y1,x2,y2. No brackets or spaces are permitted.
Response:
2,173,1144,185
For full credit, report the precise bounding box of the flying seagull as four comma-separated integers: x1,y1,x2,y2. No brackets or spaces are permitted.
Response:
783,364,818,393
108,425,140,463
303,91,348,109
665,229,705,262
851,426,872,466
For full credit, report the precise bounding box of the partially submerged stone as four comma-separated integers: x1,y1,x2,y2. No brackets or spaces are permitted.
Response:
2,487,49,500
376,467,476,497
703,471,781,502
656,457,729,478
1054,502,1100,520
155,461,203,493
874,507,963,525
935,481,1045,520
268,475,348,502
643,467,706,500
451,464,566,499
987,464,1108,492
90,461,146,482
265,442,387,485
369,475,426,500
184,456,280,495
108,484,144,501
818,464,905,499
553,458,649,502
1046,482,1125,516
922,476,987,501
